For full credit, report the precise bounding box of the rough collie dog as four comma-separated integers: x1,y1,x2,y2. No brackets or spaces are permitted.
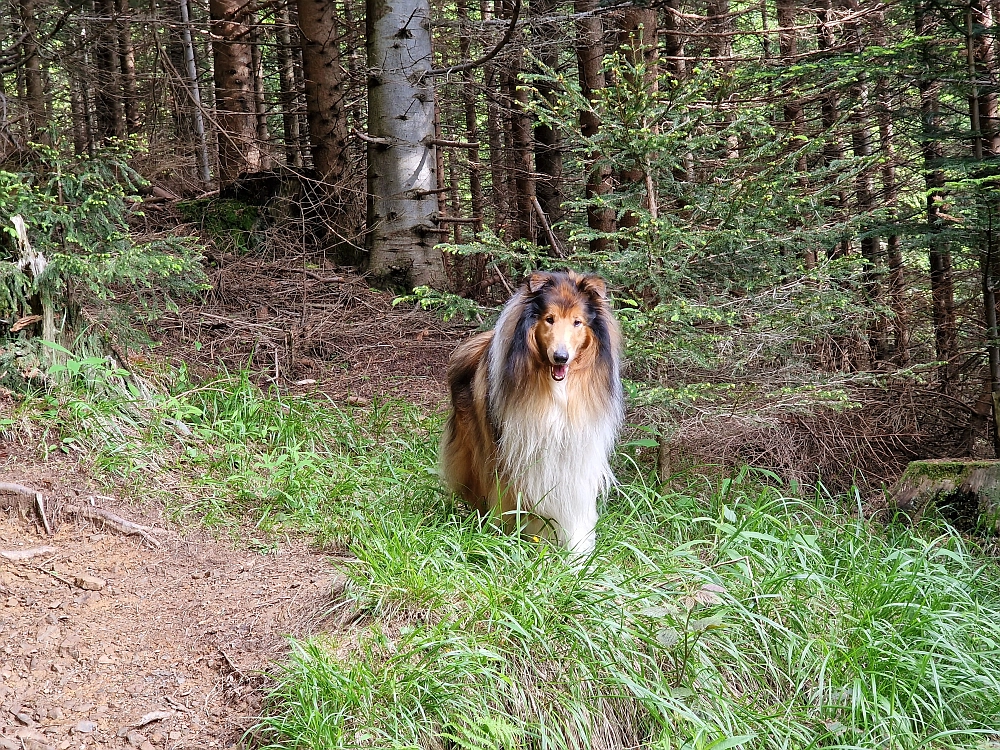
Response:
441,270,624,555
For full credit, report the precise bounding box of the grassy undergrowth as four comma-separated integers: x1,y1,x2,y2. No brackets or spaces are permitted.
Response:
9,370,1000,749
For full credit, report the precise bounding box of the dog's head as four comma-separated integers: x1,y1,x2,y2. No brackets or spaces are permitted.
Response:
524,271,610,382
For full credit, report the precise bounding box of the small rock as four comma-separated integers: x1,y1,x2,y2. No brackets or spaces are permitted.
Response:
48,707,64,720
14,712,34,726
4,596,17,607
12,728,45,740
72,575,105,592
74,720,96,733
71,703,93,713
35,625,60,644
168,731,181,740
139,742,155,750
59,637,82,661
126,730,146,747
0,736,18,750
97,655,113,664
149,732,164,744
23,739,54,750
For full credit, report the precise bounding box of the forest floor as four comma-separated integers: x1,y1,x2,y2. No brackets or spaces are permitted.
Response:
0,264,468,750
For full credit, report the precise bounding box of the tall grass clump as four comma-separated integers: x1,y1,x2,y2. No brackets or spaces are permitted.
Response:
16,364,443,537
259,471,1000,750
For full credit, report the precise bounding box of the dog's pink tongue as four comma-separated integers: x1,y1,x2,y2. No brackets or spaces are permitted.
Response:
551,365,568,381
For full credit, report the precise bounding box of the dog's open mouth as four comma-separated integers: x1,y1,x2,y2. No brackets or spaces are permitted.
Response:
551,364,568,381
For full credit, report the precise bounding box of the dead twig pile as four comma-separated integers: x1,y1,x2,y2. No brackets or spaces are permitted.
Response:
147,243,471,405
660,381,978,493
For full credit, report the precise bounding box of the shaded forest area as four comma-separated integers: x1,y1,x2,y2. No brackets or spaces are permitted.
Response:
1,0,999,489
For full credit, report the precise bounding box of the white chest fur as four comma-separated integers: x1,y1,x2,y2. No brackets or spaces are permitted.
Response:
494,381,618,554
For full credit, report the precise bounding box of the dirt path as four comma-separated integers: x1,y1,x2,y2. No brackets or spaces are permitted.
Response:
0,464,343,750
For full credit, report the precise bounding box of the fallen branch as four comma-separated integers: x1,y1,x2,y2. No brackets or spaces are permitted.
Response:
63,503,163,548
131,710,174,728
0,545,58,561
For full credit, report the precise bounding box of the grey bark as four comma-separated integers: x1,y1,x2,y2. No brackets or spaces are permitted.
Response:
366,0,447,288
179,0,211,182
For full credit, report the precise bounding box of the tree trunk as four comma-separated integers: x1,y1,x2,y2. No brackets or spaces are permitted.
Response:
179,0,212,182
845,0,882,357
249,15,270,162
663,0,692,186
916,0,958,391
458,0,485,243
776,0,814,269
706,0,737,160
617,7,658,230
94,0,125,141
507,41,535,242
298,0,349,188
277,2,304,168
816,0,849,259
210,0,262,186
70,79,87,155
116,0,139,133
574,0,612,253
17,0,46,137
872,14,907,364
485,70,509,235
969,0,1000,455
366,0,447,288
662,0,685,80
532,0,563,247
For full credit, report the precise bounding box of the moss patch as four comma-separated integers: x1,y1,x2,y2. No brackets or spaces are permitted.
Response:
892,459,1000,533
177,198,260,254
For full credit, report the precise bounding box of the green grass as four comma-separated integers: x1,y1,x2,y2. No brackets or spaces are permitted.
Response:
258,478,1000,749
11,370,1000,749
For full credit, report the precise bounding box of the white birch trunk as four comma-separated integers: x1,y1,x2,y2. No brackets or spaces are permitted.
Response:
179,0,211,182
366,0,447,288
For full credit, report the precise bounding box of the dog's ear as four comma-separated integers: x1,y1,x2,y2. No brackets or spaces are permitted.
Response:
526,271,552,293
577,274,608,301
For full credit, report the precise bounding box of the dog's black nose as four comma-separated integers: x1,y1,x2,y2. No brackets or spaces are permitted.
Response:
553,349,569,364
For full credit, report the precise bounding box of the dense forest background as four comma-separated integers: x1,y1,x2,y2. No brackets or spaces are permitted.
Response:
1,0,999,488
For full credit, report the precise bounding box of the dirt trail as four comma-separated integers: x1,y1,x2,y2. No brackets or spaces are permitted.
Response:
0,464,343,750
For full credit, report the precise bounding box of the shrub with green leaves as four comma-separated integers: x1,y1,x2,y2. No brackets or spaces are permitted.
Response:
0,144,206,378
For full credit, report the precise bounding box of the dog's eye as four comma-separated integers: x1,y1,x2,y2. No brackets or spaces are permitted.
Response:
545,316,554,325
574,320,582,327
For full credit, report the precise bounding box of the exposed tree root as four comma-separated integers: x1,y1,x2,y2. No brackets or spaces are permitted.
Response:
0,546,59,561
0,483,169,547
63,501,164,548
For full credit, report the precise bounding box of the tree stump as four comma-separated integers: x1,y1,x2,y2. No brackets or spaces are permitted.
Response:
892,459,1000,532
